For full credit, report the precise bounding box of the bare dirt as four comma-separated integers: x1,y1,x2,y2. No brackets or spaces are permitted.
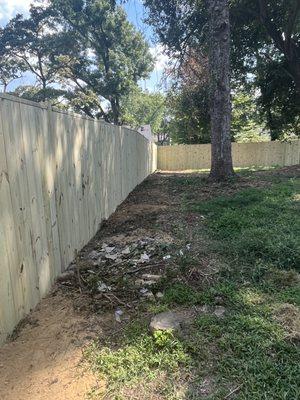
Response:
1,166,299,400
0,293,101,400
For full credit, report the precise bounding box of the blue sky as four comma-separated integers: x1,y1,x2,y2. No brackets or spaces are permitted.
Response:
0,0,168,92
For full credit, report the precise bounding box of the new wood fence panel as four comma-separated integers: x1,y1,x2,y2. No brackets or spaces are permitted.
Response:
43,106,62,279
20,103,51,298
0,94,157,344
0,104,19,342
1,100,40,317
35,106,61,291
157,141,300,171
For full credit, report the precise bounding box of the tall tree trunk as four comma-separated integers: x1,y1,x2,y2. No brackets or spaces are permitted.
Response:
110,97,120,125
208,0,234,181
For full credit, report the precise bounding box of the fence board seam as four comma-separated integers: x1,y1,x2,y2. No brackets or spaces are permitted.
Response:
157,141,300,171
0,95,157,345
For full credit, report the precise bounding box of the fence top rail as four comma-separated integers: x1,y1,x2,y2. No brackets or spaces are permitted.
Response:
0,92,48,109
158,140,300,149
0,93,149,142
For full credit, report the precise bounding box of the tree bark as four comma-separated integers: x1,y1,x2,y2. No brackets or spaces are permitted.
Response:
110,97,120,125
208,0,234,181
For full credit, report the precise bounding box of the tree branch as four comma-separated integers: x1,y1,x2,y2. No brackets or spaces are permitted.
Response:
257,0,285,53
285,0,300,42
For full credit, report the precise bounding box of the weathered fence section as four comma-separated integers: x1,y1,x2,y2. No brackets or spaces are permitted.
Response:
0,94,157,344
157,141,300,170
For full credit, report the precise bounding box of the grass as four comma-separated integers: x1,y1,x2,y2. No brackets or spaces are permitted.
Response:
85,171,300,399
191,180,300,272
85,321,191,399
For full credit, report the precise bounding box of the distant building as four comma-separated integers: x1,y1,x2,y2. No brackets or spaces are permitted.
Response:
138,125,153,141
138,124,170,145
154,131,171,146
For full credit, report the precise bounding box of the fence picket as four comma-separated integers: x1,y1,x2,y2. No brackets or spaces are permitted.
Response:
0,94,157,345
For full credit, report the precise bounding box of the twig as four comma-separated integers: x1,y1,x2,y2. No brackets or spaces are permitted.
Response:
103,292,131,308
124,262,166,275
224,385,243,399
76,264,86,291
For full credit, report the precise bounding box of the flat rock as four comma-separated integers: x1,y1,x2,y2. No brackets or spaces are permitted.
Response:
213,306,226,318
150,311,182,332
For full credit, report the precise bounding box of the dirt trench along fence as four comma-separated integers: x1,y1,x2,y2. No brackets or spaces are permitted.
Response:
157,141,300,171
0,93,157,344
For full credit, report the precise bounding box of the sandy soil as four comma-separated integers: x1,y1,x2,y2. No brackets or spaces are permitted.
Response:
0,292,105,400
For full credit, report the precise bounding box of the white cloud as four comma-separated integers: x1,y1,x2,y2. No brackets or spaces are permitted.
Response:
150,45,170,72
0,0,34,23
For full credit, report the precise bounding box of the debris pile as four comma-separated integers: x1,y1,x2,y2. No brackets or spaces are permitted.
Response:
57,234,178,309
56,231,194,320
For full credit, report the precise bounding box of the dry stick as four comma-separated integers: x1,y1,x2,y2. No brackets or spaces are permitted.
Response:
224,385,243,399
76,264,86,291
103,292,131,308
124,261,167,275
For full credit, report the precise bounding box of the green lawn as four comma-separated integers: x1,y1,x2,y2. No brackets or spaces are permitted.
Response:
85,172,300,399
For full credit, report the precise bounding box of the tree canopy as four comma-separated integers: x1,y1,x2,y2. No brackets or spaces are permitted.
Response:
120,87,166,133
0,0,153,124
144,0,300,140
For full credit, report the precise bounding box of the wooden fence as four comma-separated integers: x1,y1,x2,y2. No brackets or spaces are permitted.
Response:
157,141,300,171
0,94,157,344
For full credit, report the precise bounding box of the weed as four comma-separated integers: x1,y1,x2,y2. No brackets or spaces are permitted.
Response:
85,320,191,396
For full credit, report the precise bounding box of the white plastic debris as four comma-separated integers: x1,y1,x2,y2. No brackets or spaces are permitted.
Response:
89,250,100,260
179,249,184,256
140,287,155,300
141,274,162,281
143,291,155,301
115,308,123,323
122,247,131,255
104,246,115,253
186,243,191,250
140,253,150,263
145,280,157,286
105,253,118,261
163,255,171,260
97,282,111,292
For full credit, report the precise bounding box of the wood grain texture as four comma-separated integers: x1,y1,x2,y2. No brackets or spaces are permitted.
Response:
0,94,157,344
157,141,300,171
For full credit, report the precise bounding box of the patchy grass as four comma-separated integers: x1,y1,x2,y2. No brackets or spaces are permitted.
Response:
189,180,300,271
85,171,300,399
85,320,192,399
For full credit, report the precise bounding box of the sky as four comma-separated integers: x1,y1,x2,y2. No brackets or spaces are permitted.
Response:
0,0,169,92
